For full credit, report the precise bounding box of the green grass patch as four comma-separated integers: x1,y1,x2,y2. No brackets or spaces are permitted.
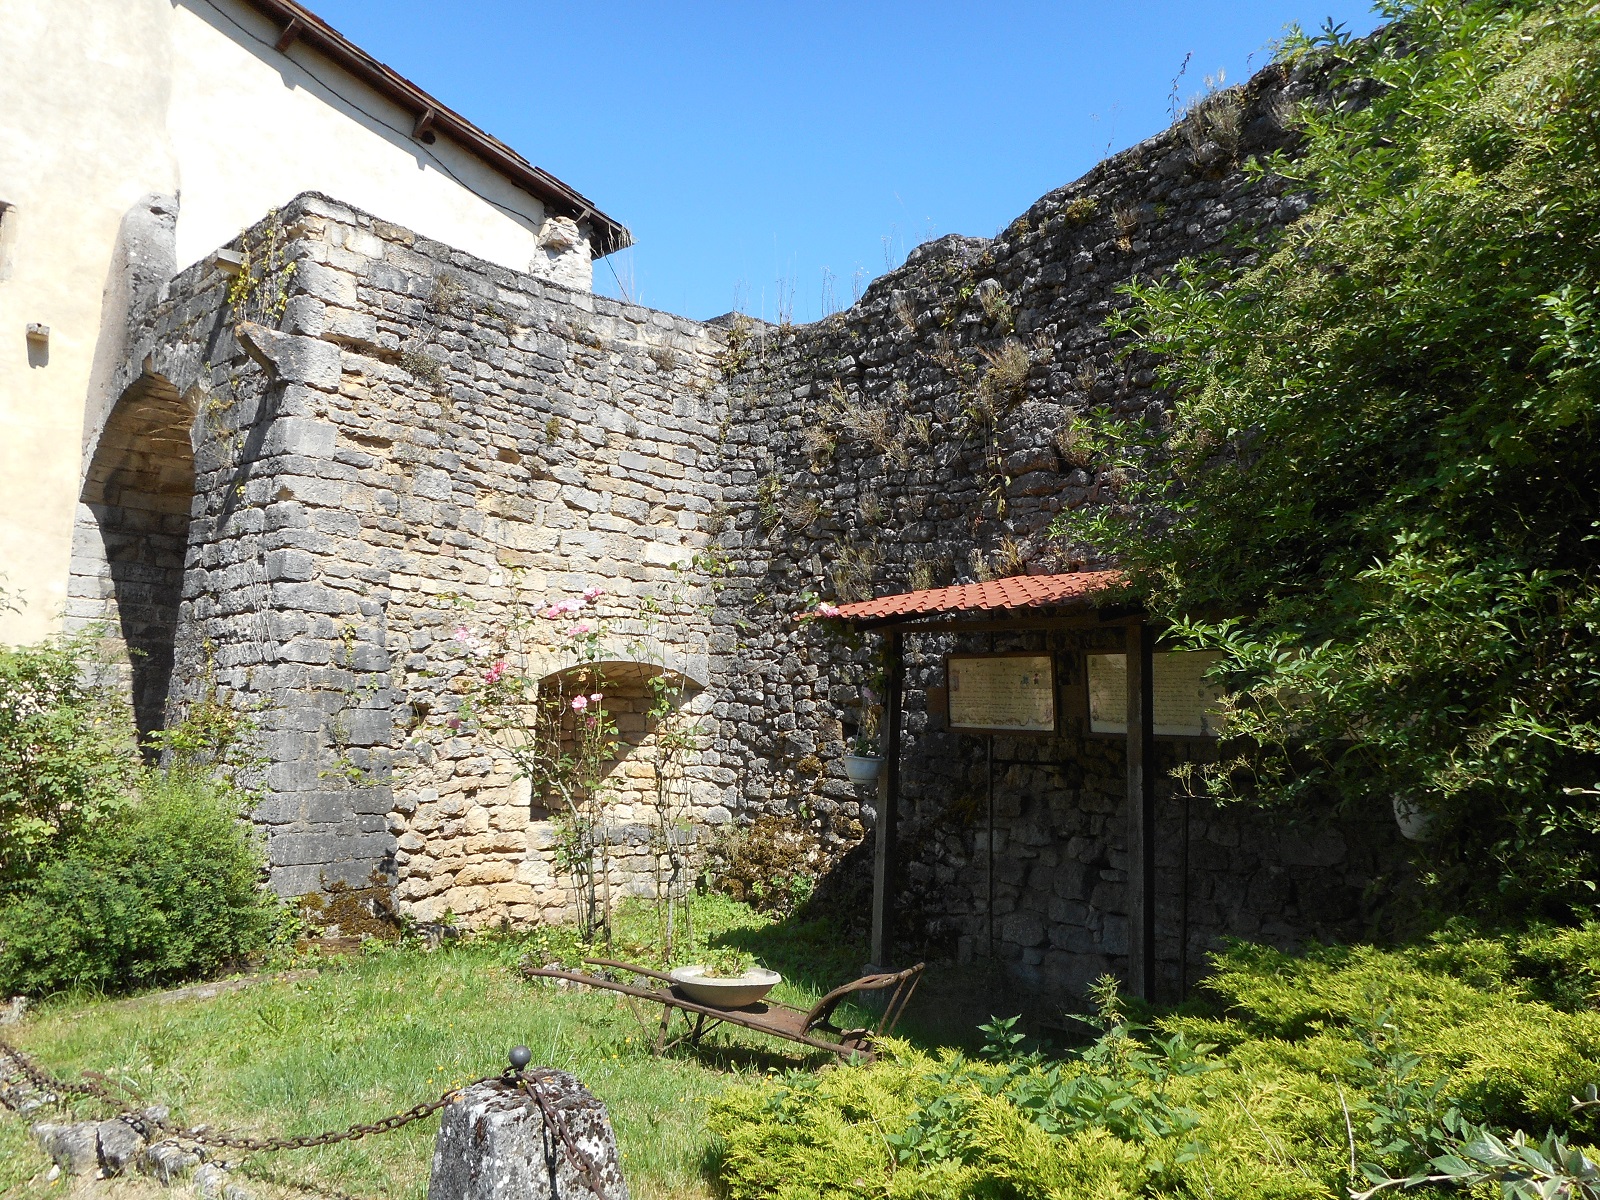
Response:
0,895,875,1200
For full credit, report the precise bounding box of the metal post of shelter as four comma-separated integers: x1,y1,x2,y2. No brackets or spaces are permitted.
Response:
986,733,995,960
871,632,904,968
1126,619,1157,1002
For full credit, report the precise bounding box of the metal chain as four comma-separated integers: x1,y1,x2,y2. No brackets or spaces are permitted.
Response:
2,1036,613,1197
0,1035,119,1106
516,1067,611,1198
1,1033,492,1151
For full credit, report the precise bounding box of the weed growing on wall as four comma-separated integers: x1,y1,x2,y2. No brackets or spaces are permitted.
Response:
226,209,298,325
146,642,268,792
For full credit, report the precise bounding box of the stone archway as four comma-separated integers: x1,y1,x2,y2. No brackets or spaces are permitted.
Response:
70,373,196,752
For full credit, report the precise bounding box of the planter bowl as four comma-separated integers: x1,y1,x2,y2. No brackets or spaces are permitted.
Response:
1392,793,1438,842
844,754,882,785
668,965,781,1009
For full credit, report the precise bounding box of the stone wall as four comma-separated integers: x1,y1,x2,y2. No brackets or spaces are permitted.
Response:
79,191,735,923
711,57,1413,996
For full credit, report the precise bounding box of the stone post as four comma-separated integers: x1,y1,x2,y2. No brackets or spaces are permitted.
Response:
428,1053,627,1200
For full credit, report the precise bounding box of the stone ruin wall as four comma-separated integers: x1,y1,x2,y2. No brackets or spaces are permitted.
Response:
76,192,737,927
68,54,1418,997
713,57,1413,997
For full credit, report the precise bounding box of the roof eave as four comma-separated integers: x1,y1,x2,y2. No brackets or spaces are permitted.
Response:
237,0,632,257
844,601,1143,633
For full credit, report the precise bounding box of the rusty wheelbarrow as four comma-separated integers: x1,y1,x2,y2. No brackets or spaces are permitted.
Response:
520,957,925,1062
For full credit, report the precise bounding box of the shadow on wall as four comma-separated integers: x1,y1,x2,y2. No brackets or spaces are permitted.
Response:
78,373,196,754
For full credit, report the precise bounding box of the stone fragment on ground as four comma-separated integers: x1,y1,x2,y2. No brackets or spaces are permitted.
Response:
97,1117,147,1174
27,1107,180,1179
428,1073,627,1200
192,1161,253,1200
141,1142,202,1185
31,1119,101,1175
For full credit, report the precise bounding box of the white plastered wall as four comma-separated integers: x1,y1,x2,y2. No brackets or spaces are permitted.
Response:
0,0,593,643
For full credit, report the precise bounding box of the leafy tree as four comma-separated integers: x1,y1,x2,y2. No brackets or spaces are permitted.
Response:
1057,1,1600,915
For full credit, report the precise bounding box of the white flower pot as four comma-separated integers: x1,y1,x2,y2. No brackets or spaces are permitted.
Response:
844,755,882,785
668,965,781,1009
1392,793,1438,842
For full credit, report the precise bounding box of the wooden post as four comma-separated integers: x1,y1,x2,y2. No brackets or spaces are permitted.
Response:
871,632,904,968
1125,619,1157,1002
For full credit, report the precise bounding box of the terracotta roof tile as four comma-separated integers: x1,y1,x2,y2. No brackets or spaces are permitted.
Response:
824,570,1127,625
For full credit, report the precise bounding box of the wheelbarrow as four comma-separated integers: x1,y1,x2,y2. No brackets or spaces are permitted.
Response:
520,957,925,1062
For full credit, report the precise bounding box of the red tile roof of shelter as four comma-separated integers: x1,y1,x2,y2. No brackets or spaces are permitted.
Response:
826,570,1128,626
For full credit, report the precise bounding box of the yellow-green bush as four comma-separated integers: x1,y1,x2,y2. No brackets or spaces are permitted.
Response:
709,930,1600,1199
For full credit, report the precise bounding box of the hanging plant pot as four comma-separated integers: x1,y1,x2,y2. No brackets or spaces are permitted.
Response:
1391,792,1438,842
844,755,882,785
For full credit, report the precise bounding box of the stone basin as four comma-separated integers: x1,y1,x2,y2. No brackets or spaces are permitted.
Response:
668,965,781,1008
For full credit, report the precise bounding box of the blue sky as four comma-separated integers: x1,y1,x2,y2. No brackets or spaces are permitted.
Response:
307,1,1385,321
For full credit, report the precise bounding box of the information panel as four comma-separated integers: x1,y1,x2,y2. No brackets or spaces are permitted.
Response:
1087,651,1227,737
947,654,1056,734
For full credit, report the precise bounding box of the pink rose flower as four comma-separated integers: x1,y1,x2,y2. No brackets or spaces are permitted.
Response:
589,692,603,703
485,661,507,684
571,695,588,712
542,605,564,619
569,622,592,636
817,603,841,618
583,585,604,601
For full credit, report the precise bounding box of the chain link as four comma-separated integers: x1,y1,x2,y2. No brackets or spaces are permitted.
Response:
2,1036,612,1196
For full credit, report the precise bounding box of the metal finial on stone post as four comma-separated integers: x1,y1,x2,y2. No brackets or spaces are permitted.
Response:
428,1056,627,1200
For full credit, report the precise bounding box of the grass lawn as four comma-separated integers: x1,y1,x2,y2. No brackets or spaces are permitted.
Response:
0,896,893,1200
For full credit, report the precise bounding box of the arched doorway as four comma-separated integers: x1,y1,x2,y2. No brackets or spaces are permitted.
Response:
72,373,196,752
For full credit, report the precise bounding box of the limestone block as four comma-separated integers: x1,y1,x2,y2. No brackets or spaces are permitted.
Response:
642,541,688,567
96,1118,146,1175
264,418,338,460
265,548,317,582
282,295,327,336
1003,911,1047,948
445,885,489,914
30,1121,98,1175
427,1074,627,1200
141,1142,201,1185
458,861,515,886
297,260,359,307
255,329,343,390
415,468,455,501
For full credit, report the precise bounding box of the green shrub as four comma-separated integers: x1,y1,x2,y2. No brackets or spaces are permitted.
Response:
0,772,278,996
710,935,1600,1200
0,634,134,890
